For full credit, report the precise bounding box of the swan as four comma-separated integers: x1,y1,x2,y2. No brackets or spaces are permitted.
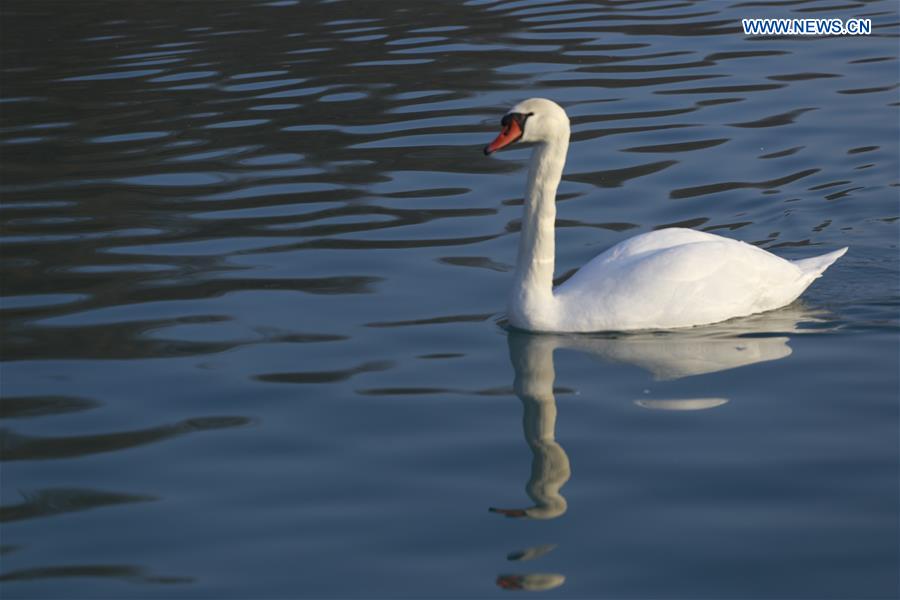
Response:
484,98,848,332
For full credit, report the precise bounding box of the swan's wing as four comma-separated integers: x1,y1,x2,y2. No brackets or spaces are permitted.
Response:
556,235,805,330
589,227,730,265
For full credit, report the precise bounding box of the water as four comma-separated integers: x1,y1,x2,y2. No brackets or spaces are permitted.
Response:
1,0,898,597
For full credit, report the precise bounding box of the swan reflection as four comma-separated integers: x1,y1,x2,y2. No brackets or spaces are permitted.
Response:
494,305,825,518
507,544,558,562
635,398,729,411
490,334,571,521
496,573,566,592
491,305,828,590
542,303,827,381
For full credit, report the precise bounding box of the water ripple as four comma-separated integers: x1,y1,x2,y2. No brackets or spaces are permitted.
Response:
1,0,897,596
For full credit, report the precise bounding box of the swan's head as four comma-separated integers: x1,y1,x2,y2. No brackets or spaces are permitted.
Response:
484,98,570,155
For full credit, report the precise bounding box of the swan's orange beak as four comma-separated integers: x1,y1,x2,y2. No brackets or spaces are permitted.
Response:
496,575,524,590
484,119,523,155
489,507,528,518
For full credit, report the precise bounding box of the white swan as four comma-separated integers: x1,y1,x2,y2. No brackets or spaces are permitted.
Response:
484,98,848,332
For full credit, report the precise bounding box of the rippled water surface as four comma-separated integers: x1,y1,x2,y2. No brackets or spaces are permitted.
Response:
1,1,898,597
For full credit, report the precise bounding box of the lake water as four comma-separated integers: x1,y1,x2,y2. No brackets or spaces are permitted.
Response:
1,1,898,598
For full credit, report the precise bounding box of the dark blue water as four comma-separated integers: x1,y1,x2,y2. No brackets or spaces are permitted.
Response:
1,1,898,598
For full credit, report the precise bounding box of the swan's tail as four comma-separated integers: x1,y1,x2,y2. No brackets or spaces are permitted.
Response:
792,246,848,279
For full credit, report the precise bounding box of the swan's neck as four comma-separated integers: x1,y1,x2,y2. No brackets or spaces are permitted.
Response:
511,135,568,327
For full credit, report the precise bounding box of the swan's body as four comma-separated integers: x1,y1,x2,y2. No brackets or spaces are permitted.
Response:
485,98,847,332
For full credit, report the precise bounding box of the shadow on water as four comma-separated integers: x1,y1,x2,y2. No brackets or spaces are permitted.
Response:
0,488,156,523
0,395,100,419
0,564,193,585
0,415,251,461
